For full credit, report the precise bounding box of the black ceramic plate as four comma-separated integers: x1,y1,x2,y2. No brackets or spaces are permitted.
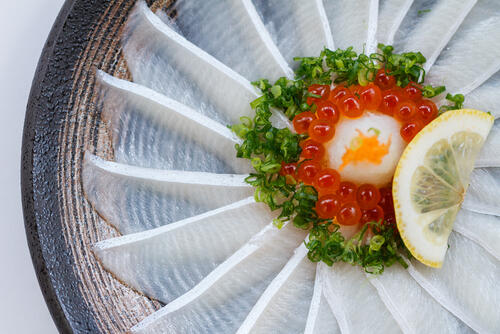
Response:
22,1,174,332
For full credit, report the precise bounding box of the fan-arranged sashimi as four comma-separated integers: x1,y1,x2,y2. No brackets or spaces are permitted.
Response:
393,0,476,71
369,263,467,333
94,198,275,304
252,0,333,67
408,232,500,333
322,0,379,53
237,244,315,334
321,263,401,333
81,0,500,333
130,224,306,333
83,154,253,234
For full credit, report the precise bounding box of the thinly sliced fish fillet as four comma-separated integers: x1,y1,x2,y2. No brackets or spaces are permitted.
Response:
97,72,250,173
393,0,476,71
320,262,402,334
476,119,500,167
131,223,307,333
252,0,334,67
237,243,315,334
463,168,500,216
454,208,500,261
426,0,500,93
82,154,253,234
122,1,291,130
465,71,500,119
377,0,414,45
304,264,340,334
408,232,500,333
94,199,275,304
322,0,379,54
369,264,469,333
153,0,291,80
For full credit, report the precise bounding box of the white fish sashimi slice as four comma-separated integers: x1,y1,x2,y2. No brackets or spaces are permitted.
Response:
377,0,414,45
131,223,307,333
122,2,261,125
320,262,402,334
369,264,469,333
82,153,253,234
93,198,275,305
454,209,500,261
465,71,500,119
252,0,334,67
304,265,340,334
322,0,379,54
237,243,315,334
426,0,500,93
476,119,500,167
98,72,251,173
156,0,292,80
463,168,500,216
408,232,500,333
393,0,476,71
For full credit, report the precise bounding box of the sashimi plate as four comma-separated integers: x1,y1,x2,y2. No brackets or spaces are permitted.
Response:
22,0,500,333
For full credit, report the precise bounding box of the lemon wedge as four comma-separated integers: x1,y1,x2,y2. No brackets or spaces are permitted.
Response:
393,109,494,268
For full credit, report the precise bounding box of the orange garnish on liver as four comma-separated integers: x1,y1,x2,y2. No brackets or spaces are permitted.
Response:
339,129,391,171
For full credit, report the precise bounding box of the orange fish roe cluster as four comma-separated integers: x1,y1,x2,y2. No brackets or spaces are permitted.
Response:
283,70,438,227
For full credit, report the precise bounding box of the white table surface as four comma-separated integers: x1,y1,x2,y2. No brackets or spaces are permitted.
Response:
0,1,65,333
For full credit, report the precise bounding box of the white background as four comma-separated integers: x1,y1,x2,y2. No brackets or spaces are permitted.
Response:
0,1,64,333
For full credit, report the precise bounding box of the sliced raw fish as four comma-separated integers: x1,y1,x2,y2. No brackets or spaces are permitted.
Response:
320,262,402,334
153,0,291,80
93,199,276,304
425,0,500,93
131,223,307,333
463,167,500,216
377,0,414,45
476,119,500,167
465,71,500,119
82,154,253,234
393,0,476,71
454,208,500,261
369,264,468,333
123,2,291,130
304,265,340,334
252,0,334,67
237,244,315,334
322,0,379,54
98,72,251,173
408,232,500,333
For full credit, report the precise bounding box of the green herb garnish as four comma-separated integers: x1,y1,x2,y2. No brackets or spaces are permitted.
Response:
231,44,465,274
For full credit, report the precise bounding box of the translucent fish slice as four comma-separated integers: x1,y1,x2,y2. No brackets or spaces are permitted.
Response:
93,198,276,304
237,243,315,334
463,167,500,216
369,264,468,333
425,0,500,93
304,265,341,334
131,223,307,333
123,1,291,129
465,71,500,119
97,72,251,173
320,262,401,334
393,0,476,71
454,208,500,261
408,232,500,333
476,119,500,167
251,0,334,67
377,0,414,45
322,0,379,54
82,153,253,234
154,0,292,80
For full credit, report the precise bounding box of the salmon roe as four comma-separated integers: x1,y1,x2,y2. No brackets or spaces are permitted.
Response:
286,71,438,226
